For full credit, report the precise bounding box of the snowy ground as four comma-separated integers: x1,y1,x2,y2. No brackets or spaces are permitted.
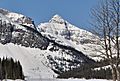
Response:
2,79,23,81
3,79,111,81
57,79,111,81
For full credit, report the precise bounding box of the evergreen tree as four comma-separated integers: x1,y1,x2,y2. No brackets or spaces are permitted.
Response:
0,57,24,80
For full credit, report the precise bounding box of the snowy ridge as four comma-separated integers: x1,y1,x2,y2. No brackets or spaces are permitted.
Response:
0,8,35,29
38,14,101,60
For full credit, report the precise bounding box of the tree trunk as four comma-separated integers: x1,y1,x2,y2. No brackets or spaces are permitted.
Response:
116,67,120,81
111,67,116,81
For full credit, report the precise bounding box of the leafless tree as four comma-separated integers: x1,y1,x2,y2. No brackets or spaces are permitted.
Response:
91,0,120,81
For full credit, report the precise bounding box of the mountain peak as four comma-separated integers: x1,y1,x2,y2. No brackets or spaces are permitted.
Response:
49,14,65,24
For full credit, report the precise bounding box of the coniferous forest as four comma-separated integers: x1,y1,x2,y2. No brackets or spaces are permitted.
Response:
57,59,113,79
0,57,24,80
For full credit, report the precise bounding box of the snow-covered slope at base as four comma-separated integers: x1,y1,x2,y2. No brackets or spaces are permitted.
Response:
2,79,112,81
38,14,101,60
57,79,111,81
0,43,56,79
2,79,23,81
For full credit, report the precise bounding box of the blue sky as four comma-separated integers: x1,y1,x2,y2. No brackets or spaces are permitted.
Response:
0,0,99,30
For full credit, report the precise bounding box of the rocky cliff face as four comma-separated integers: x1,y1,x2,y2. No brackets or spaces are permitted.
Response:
0,14,48,50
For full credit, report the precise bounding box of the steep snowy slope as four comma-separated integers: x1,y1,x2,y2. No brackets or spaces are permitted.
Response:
0,8,35,29
0,43,56,78
38,14,101,60
0,11,95,78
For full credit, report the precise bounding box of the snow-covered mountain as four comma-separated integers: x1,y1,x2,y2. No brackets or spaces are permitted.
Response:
0,9,95,78
38,14,101,60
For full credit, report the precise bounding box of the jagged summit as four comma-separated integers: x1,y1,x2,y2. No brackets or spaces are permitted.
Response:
49,14,65,24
